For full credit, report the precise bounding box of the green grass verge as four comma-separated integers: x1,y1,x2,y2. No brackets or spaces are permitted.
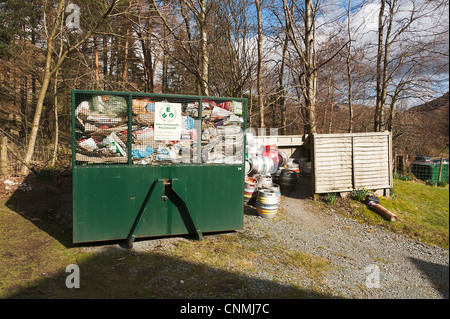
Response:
324,180,449,249
380,180,448,249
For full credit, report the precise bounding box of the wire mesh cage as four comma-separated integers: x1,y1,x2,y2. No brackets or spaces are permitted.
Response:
72,90,247,167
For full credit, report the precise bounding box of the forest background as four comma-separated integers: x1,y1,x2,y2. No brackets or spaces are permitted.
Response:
0,0,448,175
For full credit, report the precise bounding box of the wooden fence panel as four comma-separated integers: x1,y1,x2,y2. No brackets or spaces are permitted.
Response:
314,135,353,193
313,132,392,194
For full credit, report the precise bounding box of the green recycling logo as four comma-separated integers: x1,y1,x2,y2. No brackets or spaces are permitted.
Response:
158,104,178,123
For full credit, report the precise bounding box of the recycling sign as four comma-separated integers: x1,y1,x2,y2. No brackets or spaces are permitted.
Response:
154,102,182,141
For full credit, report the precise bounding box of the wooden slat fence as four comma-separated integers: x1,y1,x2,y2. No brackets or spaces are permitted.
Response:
312,131,393,195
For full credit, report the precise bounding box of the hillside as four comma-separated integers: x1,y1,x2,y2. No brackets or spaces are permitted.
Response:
394,92,449,156
409,92,449,113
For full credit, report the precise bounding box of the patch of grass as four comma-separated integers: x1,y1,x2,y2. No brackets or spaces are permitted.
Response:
331,180,449,249
0,200,78,298
426,179,437,187
170,237,258,271
326,193,337,206
281,251,331,278
170,234,332,278
382,180,449,248
438,180,448,188
373,256,389,264
163,234,334,298
351,187,368,201
398,174,412,181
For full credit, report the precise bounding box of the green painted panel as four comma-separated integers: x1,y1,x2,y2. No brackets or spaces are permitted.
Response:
73,165,244,243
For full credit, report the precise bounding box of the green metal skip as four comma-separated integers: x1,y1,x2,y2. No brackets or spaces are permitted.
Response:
72,90,247,247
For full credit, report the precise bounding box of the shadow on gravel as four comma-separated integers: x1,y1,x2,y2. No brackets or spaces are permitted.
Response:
3,174,336,300
410,257,449,298
6,246,335,299
279,176,313,200
244,175,312,216
243,204,258,216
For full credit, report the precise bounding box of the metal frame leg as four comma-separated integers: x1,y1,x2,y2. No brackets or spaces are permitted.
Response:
126,179,163,249
125,178,202,249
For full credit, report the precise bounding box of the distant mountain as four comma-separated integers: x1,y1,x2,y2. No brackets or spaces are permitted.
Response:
409,92,449,113
399,92,449,155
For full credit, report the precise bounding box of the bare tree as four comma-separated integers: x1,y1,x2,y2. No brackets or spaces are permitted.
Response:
207,0,254,97
255,0,265,128
132,0,161,93
372,0,446,132
152,0,212,95
20,0,117,175
280,0,318,135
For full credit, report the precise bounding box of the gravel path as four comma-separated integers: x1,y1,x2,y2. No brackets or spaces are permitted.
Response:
95,177,448,299
240,178,449,299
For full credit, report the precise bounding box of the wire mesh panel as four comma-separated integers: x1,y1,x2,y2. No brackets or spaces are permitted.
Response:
129,94,202,165
199,99,245,164
72,91,247,167
412,163,449,182
73,92,130,165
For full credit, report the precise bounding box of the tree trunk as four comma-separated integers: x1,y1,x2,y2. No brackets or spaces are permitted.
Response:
20,0,117,175
255,0,264,128
122,24,129,84
94,37,99,83
249,76,254,128
51,70,59,167
20,76,28,138
199,0,209,96
327,74,334,133
279,34,288,135
20,0,65,175
103,35,108,89
304,0,316,134
346,0,353,133
0,136,7,176
374,0,386,132
162,0,169,93
379,0,396,132
136,14,154,93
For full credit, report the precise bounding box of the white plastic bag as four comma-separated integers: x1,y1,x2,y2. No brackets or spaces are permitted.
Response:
78,138,98,151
